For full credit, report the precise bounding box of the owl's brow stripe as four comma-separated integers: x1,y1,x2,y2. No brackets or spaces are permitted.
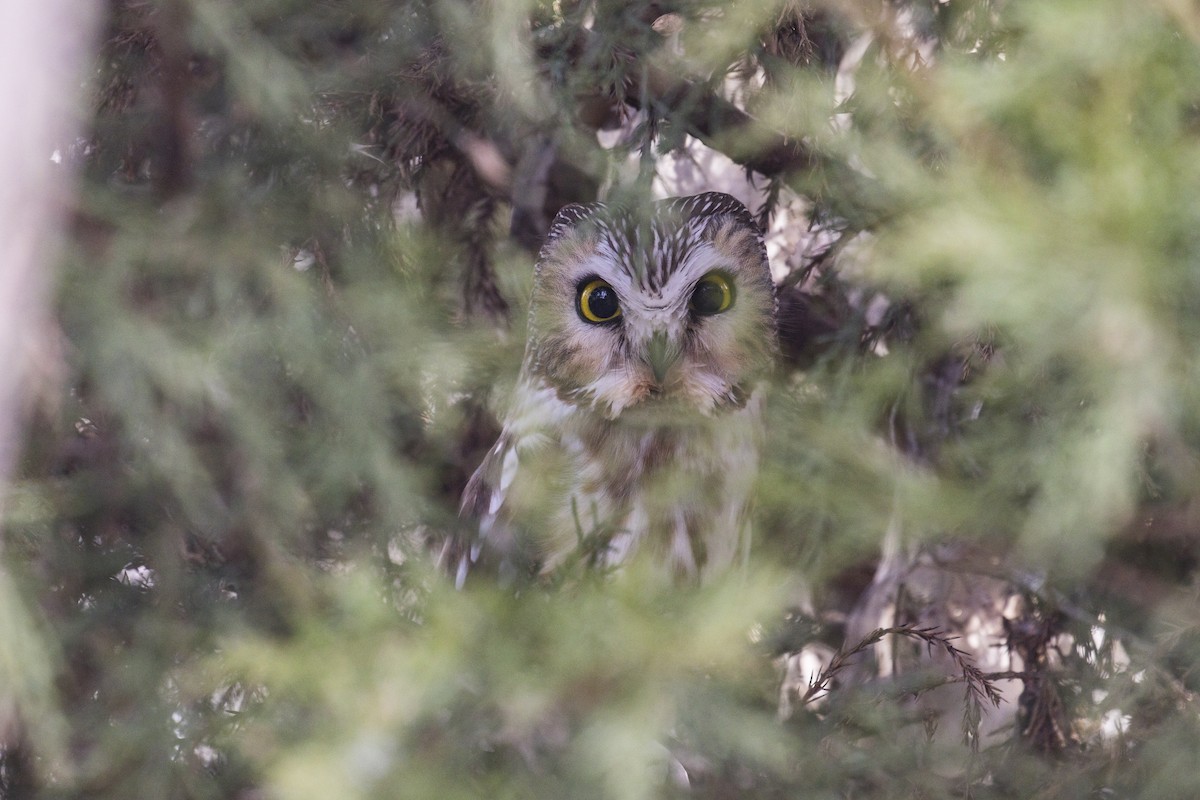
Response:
592,211,721,294
558,193,762,298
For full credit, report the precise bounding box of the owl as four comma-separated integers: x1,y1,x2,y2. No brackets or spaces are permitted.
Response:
457,192,777,584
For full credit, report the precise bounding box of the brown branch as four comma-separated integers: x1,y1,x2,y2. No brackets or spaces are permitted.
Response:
544,27,882,221
636,62,822,178
393,89,513,195
151,1,194,199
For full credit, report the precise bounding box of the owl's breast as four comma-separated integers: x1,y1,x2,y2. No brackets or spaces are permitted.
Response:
555,392,764,578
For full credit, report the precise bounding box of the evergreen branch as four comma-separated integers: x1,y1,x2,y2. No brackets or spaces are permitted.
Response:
801,625,1004,708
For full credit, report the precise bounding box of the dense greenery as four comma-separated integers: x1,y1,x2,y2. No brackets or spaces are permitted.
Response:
5,0,1200,797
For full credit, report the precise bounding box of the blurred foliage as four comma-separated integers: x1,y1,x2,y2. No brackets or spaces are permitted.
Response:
4,0,1200,797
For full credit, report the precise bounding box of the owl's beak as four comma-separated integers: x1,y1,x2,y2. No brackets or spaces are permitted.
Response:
645,331,680,385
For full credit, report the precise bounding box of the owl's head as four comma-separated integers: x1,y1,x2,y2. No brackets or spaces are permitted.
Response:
524,192,777,419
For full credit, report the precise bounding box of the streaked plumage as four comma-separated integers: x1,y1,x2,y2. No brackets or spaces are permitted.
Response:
458,192,776,583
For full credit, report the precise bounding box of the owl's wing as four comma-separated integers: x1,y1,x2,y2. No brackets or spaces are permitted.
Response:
454,379,572,586
455,430,517,585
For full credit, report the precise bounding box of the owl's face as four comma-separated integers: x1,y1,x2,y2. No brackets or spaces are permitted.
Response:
524,193,776,419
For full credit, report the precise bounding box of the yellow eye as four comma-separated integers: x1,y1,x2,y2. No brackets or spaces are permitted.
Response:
577,278,621,324
689,272,734,315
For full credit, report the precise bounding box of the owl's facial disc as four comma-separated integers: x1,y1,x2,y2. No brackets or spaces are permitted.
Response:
529,201,776,420
581,261,757,418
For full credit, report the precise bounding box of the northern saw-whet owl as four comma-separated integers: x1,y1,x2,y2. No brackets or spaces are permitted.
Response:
458,192,777,584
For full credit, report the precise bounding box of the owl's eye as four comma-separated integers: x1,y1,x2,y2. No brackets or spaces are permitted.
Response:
690,272,734,316
577,278,622,324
